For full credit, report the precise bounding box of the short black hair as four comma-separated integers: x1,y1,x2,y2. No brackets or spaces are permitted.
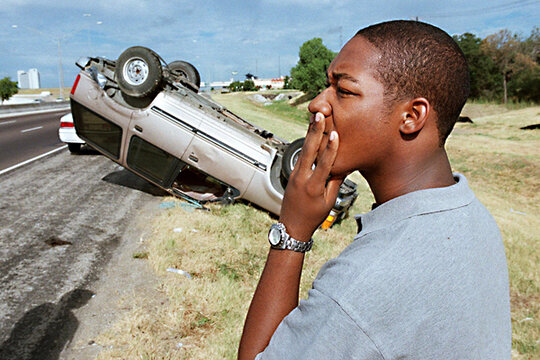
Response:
356,20,470,145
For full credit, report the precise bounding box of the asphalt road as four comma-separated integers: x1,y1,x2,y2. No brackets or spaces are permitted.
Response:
0,148,166,359
0,109,70,171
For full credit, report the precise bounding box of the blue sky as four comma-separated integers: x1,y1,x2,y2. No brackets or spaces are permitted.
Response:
1,0,538,88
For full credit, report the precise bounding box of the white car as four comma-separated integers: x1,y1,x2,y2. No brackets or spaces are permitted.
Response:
58,112,85,153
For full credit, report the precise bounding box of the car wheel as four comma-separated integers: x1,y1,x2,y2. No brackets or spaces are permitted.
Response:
68,143,81,154
115,46,163,99
168,60,201,90
281,137,305,180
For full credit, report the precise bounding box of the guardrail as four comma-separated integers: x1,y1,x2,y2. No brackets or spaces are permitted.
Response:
0,101,70,115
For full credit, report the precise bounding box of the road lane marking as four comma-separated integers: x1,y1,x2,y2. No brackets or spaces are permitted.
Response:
0,120,17,125
0,145,67,176
21,126,43,133
0,106,70,119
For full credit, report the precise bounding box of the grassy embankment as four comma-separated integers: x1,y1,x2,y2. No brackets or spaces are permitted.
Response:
95,93,539,359
17,87,72,98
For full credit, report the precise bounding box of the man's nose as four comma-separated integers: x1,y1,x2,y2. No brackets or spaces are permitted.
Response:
308,88,332,117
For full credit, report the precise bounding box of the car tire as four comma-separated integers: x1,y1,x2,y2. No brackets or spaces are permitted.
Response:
115,46,163,99
281,137,305,180
68,143,81,154
168,60,201,90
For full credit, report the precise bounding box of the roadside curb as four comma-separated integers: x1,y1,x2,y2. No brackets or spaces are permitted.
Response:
0,146,68,176
0,107,70,119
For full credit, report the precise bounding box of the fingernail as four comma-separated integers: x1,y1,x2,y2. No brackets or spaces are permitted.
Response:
315,113,323,122
330,131,337,141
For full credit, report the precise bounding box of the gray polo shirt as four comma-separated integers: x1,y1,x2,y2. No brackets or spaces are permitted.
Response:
257,174,511,359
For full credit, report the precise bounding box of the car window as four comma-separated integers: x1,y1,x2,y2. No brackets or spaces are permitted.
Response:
127,136,179,186
71,101,122,159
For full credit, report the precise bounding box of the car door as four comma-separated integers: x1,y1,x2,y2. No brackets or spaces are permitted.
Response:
124,94,202,187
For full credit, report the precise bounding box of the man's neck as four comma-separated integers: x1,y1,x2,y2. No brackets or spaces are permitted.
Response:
362,147,455,205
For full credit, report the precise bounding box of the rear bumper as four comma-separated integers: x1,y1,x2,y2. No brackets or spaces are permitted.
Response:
59,128,85,144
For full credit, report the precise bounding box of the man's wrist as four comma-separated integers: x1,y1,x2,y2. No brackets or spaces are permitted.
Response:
278,219,315,243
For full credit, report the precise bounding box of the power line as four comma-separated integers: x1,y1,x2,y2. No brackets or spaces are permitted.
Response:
422,0,538,19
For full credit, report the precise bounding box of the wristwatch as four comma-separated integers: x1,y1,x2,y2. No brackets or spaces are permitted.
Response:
268,223,313,253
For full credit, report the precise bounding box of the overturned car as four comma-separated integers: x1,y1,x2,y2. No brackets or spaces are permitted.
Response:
70,46,358,228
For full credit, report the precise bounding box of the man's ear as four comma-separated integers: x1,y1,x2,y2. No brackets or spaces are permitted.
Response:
399,98,430,135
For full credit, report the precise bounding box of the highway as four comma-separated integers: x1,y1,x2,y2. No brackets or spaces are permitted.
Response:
0,109,70,171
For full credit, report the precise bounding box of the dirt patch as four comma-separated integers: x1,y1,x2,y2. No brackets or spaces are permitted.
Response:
59,198,163,359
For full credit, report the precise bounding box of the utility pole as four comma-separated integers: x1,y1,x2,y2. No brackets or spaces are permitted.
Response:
12,24,66,98
57,39,64,99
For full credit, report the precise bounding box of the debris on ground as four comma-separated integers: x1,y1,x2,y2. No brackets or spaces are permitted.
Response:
44,236,72,247
166,268,192,279
520,123,540,130
457,116,473,123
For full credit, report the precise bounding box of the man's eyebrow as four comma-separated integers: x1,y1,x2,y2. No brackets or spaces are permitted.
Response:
333,72,360,84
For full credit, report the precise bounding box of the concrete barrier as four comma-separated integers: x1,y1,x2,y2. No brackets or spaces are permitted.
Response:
0,101,70,115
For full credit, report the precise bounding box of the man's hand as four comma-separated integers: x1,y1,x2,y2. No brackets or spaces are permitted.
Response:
279,112,343,242
238,113,343,360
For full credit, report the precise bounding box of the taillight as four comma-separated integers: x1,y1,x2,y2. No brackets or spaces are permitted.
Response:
71,74,81,95
60,122,74,128
320,212,337,230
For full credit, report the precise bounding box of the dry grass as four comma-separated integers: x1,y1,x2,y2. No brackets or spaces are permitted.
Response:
17,87,72,98
95,96,539,359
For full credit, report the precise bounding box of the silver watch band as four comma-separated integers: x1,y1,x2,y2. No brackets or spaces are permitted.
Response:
284,237,313,252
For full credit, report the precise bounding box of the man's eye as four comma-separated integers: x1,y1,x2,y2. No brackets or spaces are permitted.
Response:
337,87,354,95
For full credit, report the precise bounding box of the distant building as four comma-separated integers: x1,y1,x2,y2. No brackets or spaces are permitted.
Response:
17,68,40,89
253,77,284,89
28,68,41,89
207,76,285,90
17,70,29,89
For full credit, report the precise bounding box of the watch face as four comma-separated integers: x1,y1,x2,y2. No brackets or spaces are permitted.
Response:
269,227,281,246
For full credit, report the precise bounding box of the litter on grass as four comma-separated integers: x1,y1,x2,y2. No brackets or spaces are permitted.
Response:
510,208,527,216
173,227,183,233
166,268,192,279
159,201,204,212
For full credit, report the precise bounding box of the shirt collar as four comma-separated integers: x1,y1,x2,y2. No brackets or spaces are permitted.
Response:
354,173,475,238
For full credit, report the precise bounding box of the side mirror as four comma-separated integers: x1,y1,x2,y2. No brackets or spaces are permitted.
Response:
75,56,92,70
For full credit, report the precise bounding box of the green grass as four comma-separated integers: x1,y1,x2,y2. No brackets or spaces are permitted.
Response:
95,97,540,359
212,91,309,141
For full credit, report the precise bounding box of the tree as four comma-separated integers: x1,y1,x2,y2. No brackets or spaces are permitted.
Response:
481,30,521,104
522,26,539,64
228,81,243,92
290,38,336,97
454,33,501,100
243,79,256,91
283,75,291,89
507,52,540,102
0,77,18,104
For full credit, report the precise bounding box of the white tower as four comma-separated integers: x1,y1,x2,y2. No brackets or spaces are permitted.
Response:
28,68,41,89
17,70,29,89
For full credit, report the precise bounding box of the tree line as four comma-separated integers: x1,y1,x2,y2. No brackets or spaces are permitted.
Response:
290,28,539,104
454,28,539,104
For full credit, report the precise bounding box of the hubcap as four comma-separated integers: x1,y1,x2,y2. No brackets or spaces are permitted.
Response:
123,57,149,86
290,148,302,170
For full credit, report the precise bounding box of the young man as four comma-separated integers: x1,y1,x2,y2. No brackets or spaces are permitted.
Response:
238,20,511,359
